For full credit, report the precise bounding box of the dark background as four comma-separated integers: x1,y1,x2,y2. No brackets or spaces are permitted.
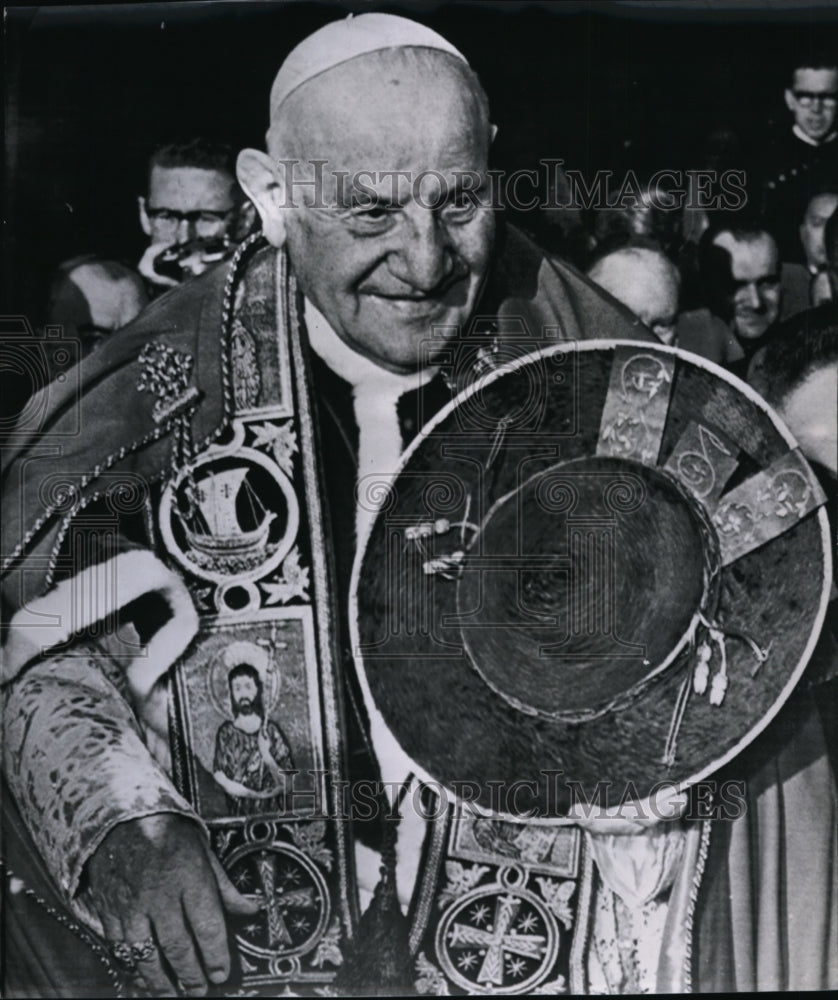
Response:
4,0,838,323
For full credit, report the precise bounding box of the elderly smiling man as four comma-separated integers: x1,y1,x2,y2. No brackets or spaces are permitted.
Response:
1,14,647,998
4,13,835,1000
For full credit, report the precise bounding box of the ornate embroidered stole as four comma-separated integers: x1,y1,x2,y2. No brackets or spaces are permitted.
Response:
165,246,357,992
408,794,595,995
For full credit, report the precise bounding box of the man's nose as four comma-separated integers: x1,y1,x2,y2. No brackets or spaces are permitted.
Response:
177,215,197,242
742,282,762,310
390,210,454,291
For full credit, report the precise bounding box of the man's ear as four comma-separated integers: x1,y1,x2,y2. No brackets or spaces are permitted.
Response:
236,149,287,248
139,196,152,238
490,122,499,144
784,88,796,113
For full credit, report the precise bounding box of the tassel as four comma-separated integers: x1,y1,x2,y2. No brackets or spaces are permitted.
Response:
693,642,712,695
710,671,728,706
333,813,414,996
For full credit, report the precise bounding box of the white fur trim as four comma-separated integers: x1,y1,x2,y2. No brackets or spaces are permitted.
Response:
2,550,198,691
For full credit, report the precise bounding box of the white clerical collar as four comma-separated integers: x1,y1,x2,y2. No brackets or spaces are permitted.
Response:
793,124,837,147
304,298,437,394
304,298,437,539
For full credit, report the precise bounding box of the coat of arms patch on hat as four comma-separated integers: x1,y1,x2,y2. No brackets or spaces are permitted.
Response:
351,341,831,816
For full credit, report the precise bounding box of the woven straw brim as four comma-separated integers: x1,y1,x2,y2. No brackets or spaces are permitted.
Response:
352,343,831,816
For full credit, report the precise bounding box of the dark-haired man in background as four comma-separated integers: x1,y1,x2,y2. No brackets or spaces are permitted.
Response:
676,220,782,372
46,138,255,361
137,137,255,293
762,56,838,262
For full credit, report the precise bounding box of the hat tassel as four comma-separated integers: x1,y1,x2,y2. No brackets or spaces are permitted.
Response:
664,614,771,766
696,612,772,703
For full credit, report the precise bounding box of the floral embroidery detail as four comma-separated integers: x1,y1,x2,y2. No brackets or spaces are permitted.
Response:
415,952,450,995
535,876,577,929
261,547,310,605
252,421,299,477
438,861,490,909
289,820,333,871
231,323,261,410
136,343,199,424
311,919,343,968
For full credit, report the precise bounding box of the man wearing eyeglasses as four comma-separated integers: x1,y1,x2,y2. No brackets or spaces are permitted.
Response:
45,139,255,366
762,57,838,263
137,137,255,291
786,65,838,146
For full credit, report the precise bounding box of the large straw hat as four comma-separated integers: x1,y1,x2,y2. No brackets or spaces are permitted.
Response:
352,342,830,817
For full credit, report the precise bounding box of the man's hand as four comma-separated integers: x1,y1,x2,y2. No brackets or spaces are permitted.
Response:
212,768,282,800
86,814,259,996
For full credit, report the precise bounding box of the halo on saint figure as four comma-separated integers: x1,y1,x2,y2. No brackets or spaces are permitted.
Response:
208,639,281,719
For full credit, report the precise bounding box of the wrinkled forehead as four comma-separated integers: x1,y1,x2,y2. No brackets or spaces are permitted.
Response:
713,231,778,278
148,165,236,205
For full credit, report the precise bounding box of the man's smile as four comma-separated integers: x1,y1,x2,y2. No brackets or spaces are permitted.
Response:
361,270,470,312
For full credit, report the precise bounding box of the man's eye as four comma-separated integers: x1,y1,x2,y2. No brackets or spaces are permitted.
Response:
344,203,397,233
757,277,780,291
354,206,389,220
441,192,481,223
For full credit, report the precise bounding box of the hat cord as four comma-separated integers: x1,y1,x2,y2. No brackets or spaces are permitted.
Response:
662,610,772,767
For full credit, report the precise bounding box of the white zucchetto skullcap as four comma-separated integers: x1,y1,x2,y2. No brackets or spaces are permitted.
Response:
269,13,468,117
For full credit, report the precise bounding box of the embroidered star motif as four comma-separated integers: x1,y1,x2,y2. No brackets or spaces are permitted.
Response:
507,956,527,978
456,951,478,971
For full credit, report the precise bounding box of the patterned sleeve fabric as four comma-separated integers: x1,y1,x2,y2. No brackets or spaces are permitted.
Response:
213,721,233,776
2,646,201,917
270,723,295,770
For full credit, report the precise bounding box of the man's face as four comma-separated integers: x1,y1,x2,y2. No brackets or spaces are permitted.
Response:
631,278,679,346
231,674,260,716
712,232,781,341
785,68,838,142
140,165,238,246
264,54,495,374
590,254,679,344
800,193,838,267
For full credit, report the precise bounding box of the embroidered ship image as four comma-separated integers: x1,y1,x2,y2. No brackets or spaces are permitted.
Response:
179,466,279,574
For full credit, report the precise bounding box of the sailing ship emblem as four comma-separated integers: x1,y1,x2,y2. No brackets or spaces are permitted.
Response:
160,444,300,584
184,466,275,570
